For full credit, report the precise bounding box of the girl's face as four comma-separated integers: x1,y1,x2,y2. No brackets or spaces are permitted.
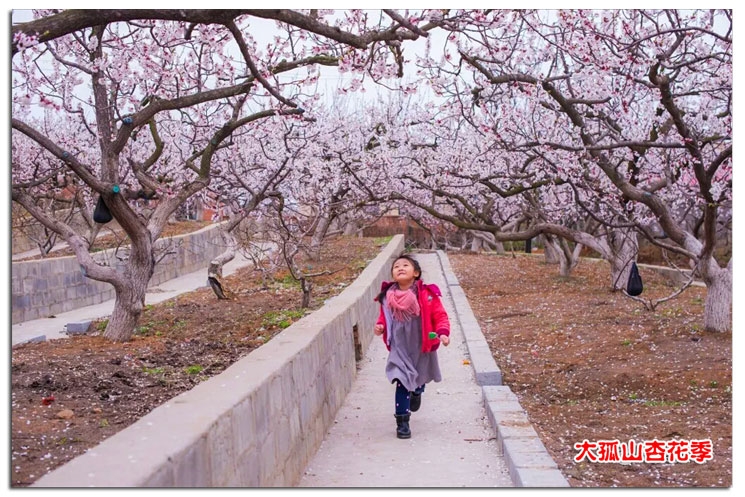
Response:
392,258,420,285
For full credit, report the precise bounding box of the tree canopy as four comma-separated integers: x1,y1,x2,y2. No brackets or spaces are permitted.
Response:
11,9,732,339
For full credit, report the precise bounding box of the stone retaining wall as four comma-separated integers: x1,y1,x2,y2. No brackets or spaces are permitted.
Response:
11,223,229,324
515,252,705,288
33,235,405,487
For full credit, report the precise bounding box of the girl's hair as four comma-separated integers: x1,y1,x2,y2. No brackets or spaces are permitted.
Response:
377,254,422,302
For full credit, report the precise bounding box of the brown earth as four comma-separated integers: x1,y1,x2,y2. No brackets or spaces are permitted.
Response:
449,252,731,488
10,240,731,488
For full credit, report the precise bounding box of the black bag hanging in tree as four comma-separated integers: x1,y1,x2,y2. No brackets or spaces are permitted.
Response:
93,195,113,224
627,261,643,296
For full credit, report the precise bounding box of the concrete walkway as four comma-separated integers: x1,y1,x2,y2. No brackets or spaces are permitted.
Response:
298,252,513,487
11,252,256,346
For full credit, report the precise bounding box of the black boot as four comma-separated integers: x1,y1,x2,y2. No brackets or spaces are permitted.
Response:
395,414,411,439
410,392,422,412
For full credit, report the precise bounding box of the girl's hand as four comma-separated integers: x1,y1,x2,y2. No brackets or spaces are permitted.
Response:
374,324,384,336
439,335,450,346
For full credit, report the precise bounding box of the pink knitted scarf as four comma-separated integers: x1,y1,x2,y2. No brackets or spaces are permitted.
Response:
386,286,420,322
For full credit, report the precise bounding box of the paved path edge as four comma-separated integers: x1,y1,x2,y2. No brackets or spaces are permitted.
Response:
435,250,571,488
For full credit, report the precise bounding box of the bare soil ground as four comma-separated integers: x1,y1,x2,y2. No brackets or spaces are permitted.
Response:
449,252,731,488
10,235,387,487
10,240,731,488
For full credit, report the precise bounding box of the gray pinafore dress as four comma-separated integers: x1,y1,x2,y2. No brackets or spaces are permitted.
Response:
382,285,442,392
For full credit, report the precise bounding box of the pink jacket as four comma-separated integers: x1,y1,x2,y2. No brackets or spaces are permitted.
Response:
375,280,451,353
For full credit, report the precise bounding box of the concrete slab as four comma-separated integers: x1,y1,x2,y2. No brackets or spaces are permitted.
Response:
65,321,92,334
15,334,46,345
514,468,571,487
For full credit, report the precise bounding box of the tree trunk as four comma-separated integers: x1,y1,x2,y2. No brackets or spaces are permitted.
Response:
103,244,154,341
342,218,359,236
472,230,503,253
206,228,239,299
208,228,238,279
556,238,581,277
105,283,148,341
470,233,483,252
700,258,732,332
558,255,571,277
543,234,561,264
300,277,312,308
308,214,332,261
606,230,639,291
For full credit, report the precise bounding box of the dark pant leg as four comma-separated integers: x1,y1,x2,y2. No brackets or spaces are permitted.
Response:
394,380,411,415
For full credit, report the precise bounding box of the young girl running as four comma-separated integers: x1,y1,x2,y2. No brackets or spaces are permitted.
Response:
373,254,450,439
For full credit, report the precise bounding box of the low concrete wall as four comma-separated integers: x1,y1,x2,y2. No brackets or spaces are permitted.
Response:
517,252,705,288
11,223,229,324
574,256,706,288
34,235,405,487
638,263,705,287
